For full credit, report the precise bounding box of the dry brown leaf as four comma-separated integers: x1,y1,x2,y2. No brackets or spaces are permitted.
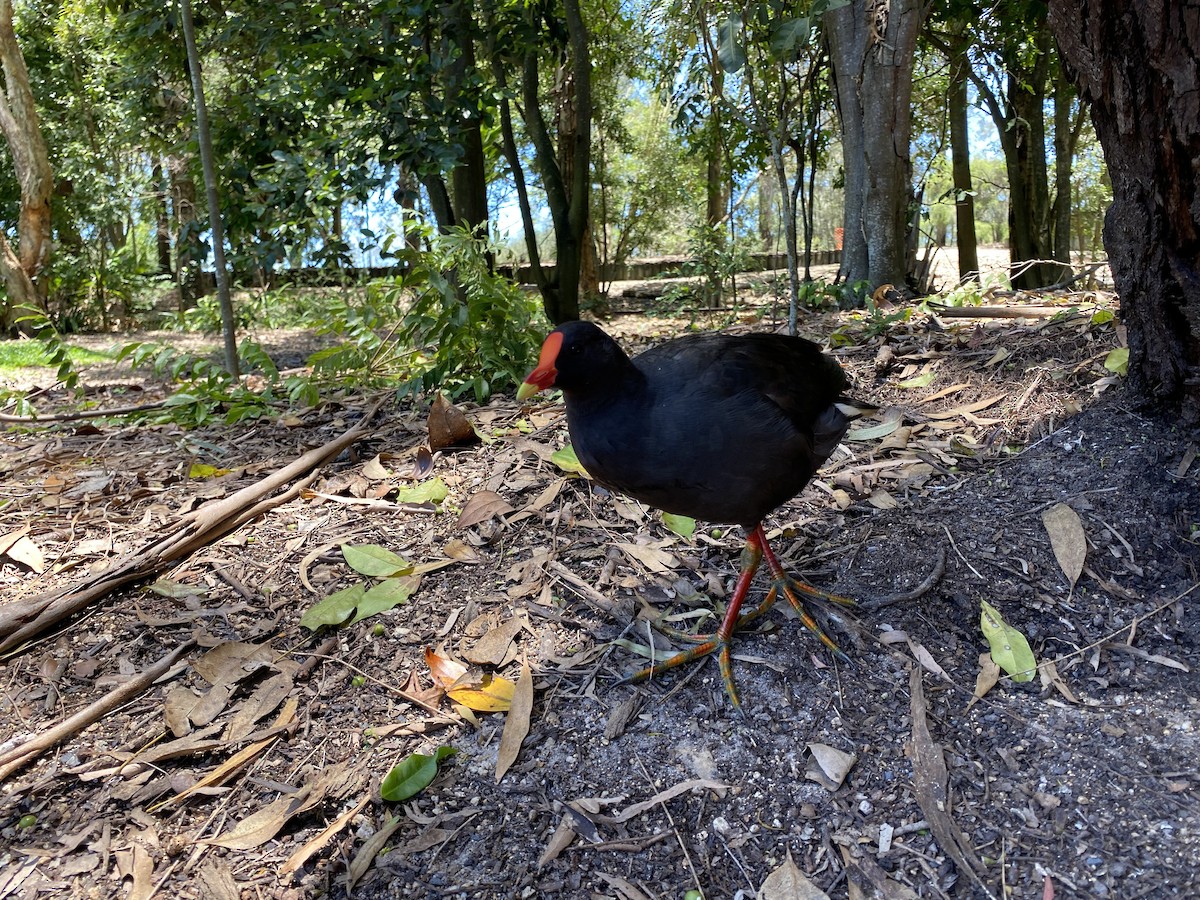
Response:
906,638,952,682
537,814,577,869
361,455,390,480
614,542,677,574
495,661,534,782
163,685,198,738
806,743,857,791
0,525,29,556
281,795,370,878
346,815,404,892
596,873,652,900
610,778,728,823
759,849,830,900
113,844,154,900
193,641,276,685
906,668,986,888
1039,658,1079,703
926,394,1005,420
5,534,45,573
1042,502,1087,588
443,538,483,563
465,619,524,666
967,652,1001,711
867,489,899,510
224,672,294,741
195,860,240,900
528,477,565,511
428,393,478,450
456,490,515,529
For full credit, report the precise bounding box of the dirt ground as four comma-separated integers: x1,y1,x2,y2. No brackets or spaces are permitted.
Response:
1,270,1197,900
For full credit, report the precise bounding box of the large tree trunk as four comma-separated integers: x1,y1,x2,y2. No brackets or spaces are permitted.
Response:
825,0,925,291
169,156,201,308
947,33,979,282
0,0,52,329
1050,0,1200,420
445,0,488,236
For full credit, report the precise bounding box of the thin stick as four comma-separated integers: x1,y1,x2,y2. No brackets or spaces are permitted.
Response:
0,641,194,781
635,756,705,899
941,525,982,579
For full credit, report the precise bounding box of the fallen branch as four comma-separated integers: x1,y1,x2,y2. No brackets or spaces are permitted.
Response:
927,303,1092,319
0,640,195,781
0,399,170,424
0,398,388,654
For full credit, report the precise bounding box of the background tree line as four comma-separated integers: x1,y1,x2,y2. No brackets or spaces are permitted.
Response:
0,0,1195,417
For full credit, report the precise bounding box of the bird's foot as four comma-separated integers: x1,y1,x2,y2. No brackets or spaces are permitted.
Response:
767,576,854,665
615,628,745,707
615,587,784,708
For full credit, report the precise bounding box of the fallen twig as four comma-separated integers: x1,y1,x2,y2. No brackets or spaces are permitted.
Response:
861,546,947,610
0,398,388,654
0,640,195,781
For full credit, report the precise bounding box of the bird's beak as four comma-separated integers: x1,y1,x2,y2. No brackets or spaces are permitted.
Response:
517,331,563,401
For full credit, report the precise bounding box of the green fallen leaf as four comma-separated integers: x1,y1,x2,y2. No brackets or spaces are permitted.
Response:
846,418,901,441
352,575,420,623
1090,309,1115,326
979,600,1036,682
897,370,937,389
342,544,411,578
300,583,366,630
551,445,590,477
380,746,457,802
662,512,696,539
1103,347,1129,375
393,477,449,504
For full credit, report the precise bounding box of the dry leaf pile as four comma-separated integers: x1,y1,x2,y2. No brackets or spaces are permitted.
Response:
1,289,1198,899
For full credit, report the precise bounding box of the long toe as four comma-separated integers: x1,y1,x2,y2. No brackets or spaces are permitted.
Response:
617,633,742,708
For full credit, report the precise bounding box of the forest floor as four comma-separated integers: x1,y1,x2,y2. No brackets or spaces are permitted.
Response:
1,258,1198,900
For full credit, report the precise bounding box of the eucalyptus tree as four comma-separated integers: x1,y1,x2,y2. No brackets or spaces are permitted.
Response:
714,2,837,328
1051,0,1200,421
0,0,53,329
933,0,1084,288
824,0,927,291
487,0,594,323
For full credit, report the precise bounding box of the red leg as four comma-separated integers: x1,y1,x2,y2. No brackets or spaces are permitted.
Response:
618,524,855,706
618,527,767,707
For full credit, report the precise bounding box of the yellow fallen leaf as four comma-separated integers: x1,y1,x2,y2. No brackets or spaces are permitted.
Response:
448,673,515,712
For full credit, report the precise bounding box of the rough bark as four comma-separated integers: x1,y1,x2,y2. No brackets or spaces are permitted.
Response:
169,156,201,308
947,33,979,281
514,0,591,323
826,0,926,291
1050,0,1200,419
0,0,52,328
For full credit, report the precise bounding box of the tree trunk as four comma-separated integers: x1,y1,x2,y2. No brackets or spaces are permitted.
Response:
445,0,489,236
0,0,52,329
180,0,238,377
513,0,590,324
153,162,174,276
1051,65,1076,266
825,0,925,291
947,34,979,282
169,156,201,308
1050,0,1200,420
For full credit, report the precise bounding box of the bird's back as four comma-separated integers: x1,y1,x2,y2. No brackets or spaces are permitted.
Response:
566,332,852,527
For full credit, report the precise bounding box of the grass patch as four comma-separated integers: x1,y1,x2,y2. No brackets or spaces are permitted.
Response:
0,339,114,372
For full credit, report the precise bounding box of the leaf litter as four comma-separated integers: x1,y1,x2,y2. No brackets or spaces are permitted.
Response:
1,285,1198,898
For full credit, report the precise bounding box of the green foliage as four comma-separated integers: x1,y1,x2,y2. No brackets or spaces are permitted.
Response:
656,225,750,313
158,286,334,333
381,747,457,802
365,226,546,403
